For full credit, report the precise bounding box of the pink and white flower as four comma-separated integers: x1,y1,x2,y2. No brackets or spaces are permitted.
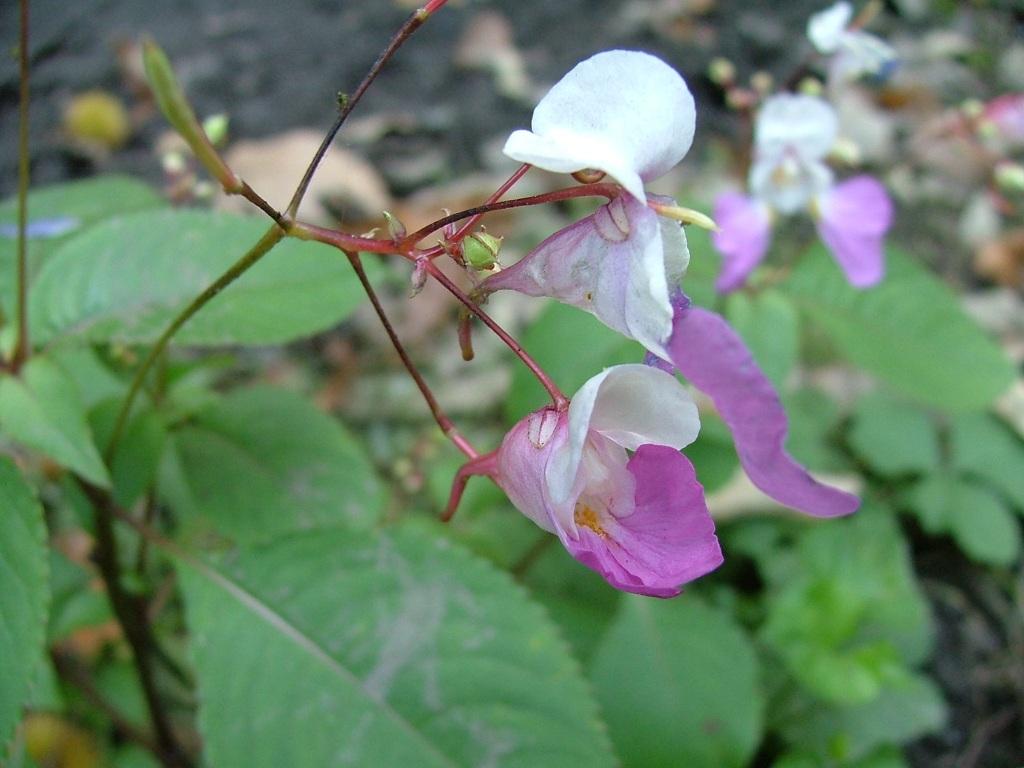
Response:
493,364,722,597
485,50,696,359
713,93,893,292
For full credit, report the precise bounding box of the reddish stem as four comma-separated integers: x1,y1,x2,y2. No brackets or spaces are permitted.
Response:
423,260,568,410
345,251,477,459
290,221,400,255
286,3,442,218
442,451,498,521
402,182,619,250
444,163,531,248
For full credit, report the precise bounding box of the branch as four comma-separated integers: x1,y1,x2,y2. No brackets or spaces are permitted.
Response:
105,225,285,460
345,251,478,459
286,1,449,218
79,482,193,768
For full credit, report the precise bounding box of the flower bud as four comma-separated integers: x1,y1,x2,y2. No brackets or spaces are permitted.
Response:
383,210,407,240
750,71,773,96
410,257,428,297
798,77,824,98
143,40,241,193
830,137,862,166
995,161,1024,194
708,57,736,86
960,98,984,120
202,114,230,146
463,232,503,270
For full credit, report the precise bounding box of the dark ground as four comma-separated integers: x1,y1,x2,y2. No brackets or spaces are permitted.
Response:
1,0,839,197
2,1,1022,766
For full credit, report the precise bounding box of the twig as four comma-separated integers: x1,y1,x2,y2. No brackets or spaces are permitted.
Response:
285,1,449,218
345,251,477,459
79,482,193,768
424,260,568,409
105,225,285,460
403,182,618,250
50,649,163,758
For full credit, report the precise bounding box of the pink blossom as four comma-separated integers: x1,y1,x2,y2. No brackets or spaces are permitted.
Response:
492,365,722,597
487,50,696,358
713,94,893,292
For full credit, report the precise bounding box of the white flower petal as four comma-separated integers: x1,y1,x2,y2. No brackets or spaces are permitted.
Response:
504,50,696,198
622,209,675,359
755,94,838,164
749,154,834,215
657,204,691,286
831,30,897,81
547,364,700,504
808,2,853,54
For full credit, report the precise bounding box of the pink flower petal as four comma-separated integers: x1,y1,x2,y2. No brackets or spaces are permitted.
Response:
712,192,773,293
483,196,675,358
667,303,860,517
816,175,892,289
561,445,722,597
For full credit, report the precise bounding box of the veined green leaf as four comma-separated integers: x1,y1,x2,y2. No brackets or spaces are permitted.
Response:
177,523,615,767
0,458,50,755
783,247,1014,410
30,209,377,347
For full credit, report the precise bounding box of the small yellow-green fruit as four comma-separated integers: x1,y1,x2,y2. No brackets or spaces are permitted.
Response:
63,90,131,149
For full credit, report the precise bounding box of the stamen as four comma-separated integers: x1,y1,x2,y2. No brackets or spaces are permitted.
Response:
647,201,719,231
574,502,608,538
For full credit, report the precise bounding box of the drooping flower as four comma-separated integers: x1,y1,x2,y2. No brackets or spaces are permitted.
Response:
492,364,722,597
656,295,860,518
807,1,897,85
713,93,893,293
484,50,699,359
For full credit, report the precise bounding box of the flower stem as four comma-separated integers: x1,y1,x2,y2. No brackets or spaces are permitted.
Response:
403,182,618,250
423,260,568,409
285,3,445,218
11,0,31,371
105,225,285,461
78,482,193,768
345,251,478,459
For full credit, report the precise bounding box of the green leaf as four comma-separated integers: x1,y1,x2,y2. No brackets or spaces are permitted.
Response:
782,388,847,473
520,544,621,664
779,674,945,764
177,523,615,767
47,550,112,643
950,413,1024,509
589,594,763,768
906,475,1021,565
159,386,384,543
686,415,740,493
0,177,164,318
782,247,1014,410
91,402,168,509
29,209,376,347
725,289,799,388
0,357,110,487
506,301,641,419
761,509,933,704
0,457,50,756
848,393,940,475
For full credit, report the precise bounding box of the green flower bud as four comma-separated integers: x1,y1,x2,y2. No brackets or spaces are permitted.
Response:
995,161,1024,194
464,232,503,271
